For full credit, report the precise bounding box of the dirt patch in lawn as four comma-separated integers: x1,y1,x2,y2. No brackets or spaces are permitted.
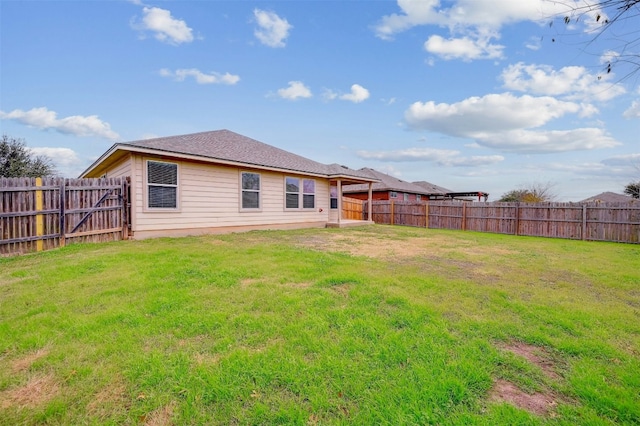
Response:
141,401,176,426
0,373,59,409
86,377,130,419
501,342,561,380
489,379,558,417
297,232,515,262
11,347,49,373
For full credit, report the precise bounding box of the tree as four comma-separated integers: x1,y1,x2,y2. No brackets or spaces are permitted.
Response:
499,182,557,202
548,0,640,81
624,181,640,198
0,135,56,177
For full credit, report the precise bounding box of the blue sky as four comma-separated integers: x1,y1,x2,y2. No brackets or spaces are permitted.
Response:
1,0,639,201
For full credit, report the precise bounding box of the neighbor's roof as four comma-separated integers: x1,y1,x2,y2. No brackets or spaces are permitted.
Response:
80,129,377,182
412,180,453,194
579,192,634,203
342,168,447,195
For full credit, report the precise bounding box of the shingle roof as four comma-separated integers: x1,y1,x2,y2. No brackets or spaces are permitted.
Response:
579,192,634,203
113,129,374,181
412,180,453,194
342,168,444,195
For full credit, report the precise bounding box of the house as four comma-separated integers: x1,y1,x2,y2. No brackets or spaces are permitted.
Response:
80,130,378,239
342,168,489,202
580,192,635,203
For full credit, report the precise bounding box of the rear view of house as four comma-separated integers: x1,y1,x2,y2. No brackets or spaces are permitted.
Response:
80,130,377,239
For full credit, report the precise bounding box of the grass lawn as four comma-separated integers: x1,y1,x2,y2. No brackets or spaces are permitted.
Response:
1,225,639,425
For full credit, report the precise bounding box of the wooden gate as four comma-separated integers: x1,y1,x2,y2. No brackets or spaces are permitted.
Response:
1,177,130,256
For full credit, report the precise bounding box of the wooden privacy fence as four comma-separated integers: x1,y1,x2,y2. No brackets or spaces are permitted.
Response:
342,196,364,220
1,177,130,256
364,200,640,244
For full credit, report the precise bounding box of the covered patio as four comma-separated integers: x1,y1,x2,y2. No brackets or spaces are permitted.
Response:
326,171,376,228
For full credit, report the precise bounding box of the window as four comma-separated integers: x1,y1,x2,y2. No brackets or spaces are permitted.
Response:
403,193,409,201
241,172,260,209
285,177,315,209
330,186,338,209
147,160,177,209
285,177,300,208
417,194,422,202
390,191,397,198
303,179,315,208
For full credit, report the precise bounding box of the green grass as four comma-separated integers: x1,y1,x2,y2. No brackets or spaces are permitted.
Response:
1,225,639,425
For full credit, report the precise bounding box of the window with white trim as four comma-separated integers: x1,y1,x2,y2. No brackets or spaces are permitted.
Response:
241,172,260,209
147,160,178,209
285,177,300,208
303,179,315,208
403,193,409,201
417,194,422,202
285,177,315,209
390,191,397,198
330,186,338,209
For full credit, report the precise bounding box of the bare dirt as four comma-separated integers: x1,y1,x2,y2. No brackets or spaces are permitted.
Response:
489,379,558,417
0,373,59,410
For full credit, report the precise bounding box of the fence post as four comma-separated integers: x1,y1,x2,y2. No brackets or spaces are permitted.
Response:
514,203,520,236
390,200,395,225
59,180,66,247
582,204,587,241
425,202,429,229
462,202,467,231
35,178,44,252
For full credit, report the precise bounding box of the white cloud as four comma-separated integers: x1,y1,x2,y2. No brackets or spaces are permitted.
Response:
374,0,576,40
133,7,194,45
601,153,640,166
424,31,504,61
0,107,119,140
159,68,240,85
253,9,292,48
623,100,640,119
325,84,370,103
405,93,584,135
277,81,312,100
30,147,81,168
374,1,589,63
475,128,620,153
525,36,542,51
341,84,370,103
501,62,625,102
356,146,504,166
404,92,620,153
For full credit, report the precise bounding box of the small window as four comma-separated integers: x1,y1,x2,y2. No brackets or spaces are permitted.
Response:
303,179,315,208
403,193,409,201
241,172,260,209
330,186,338,209
147,160,177,209
390,191,397,198
417,194,422,202
285,177,299,209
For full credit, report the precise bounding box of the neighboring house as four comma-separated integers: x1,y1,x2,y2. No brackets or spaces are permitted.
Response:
580,192,635,203
343,168,489,202
342,168,438,203
80,130,378,239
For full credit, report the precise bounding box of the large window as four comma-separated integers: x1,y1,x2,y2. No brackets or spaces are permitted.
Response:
285,177,315,209
147,160,177,209
241,172,261,209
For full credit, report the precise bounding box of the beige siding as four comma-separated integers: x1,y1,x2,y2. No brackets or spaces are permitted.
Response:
126,155,331,234
106,155,131,179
